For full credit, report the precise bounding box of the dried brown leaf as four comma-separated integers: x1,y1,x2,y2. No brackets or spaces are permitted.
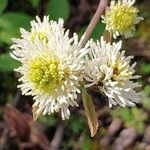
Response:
4,106,30,141
4,106,50,149
82,87,99,137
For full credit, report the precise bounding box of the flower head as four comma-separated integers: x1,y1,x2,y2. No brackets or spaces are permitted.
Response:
102,0,143,38
20,16,51,43
11,17,88,120
84,37,141,107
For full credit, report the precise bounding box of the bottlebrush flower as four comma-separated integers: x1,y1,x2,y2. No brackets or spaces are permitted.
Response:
102,0,143,38
10,16,88,120
84,37,141,107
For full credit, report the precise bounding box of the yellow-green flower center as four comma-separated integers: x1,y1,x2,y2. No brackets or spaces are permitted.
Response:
28,56,70,93
111,60,132,83
31,31,48,43
106,4,138,34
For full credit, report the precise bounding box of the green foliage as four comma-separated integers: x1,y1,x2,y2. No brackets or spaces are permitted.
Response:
0,0,8,14
38,115,57,127
141,85,150,109
30,0,39,8
143,85,150,96
139,62,150,75
0,11,32,72
67,116,85,134
91,22,105,40
131,108,147,133
82,135,92,150
46,0,70,21
78,22,105,40
0,53,20,72
112,107,148,133
0,12,32,44
0,1,149,149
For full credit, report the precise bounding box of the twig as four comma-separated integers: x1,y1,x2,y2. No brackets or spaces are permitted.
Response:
81,0,109,47
12,91,21,107
39,0,48,19
73,132,85,150
50,123,65,150
0,129,9,150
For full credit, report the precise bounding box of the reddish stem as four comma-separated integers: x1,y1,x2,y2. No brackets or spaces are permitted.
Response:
81,0,109,47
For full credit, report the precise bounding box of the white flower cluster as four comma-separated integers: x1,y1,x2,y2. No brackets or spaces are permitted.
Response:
11,1,142,120
102,0,143,38
84,38,140,107
11,16,88,120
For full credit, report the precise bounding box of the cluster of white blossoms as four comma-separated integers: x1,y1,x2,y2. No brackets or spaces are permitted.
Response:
102,0,143,38
11,16,89,120
84,38,141,107
10,0,142,120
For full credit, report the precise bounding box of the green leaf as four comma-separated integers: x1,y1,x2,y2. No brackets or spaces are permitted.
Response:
139,62,150,75
0,12,32,44
141,85,150,109
0,0,8,14
46,0,70,21
0,12,32,29
68,116,85,134
144,85,150,96
0,29,19,44
30,0,39,8
91,22,105,40
38,115,57,127
81,87,99,137
112,107,148,133
82,136,92,150
112,107,134,123
78,26,87,38
0,53,20,72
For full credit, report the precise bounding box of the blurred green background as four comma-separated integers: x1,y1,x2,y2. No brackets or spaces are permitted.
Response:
0,0,150,150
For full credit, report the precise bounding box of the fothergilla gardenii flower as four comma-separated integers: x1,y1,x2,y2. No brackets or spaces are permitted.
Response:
84,37,141,107
10,16,89,120
20,16,50,43
102,0,143,38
